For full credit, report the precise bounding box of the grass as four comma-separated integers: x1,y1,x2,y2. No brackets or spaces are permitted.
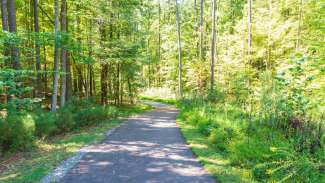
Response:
139,96,177,105
177,112,255,183
143,96,325,182
0,104,151,183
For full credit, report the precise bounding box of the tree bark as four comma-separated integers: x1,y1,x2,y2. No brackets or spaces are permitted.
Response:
210,0,217,92
175,0,183,98
267,0,272,69
199,0,204,60
7,0,19,69
1,0,9,67
60,0,67,107
33,0,41,96
99,20,108,105
247,0,252,63
0,0,8,31
296,0,303,51
51,0,60,112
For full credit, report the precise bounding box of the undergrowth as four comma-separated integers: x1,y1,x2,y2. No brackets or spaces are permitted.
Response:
0,102,151,183
177,99,325,182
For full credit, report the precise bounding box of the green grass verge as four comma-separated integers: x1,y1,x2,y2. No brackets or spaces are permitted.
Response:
177,115,254,183
139,96,177,105
0,104,151,183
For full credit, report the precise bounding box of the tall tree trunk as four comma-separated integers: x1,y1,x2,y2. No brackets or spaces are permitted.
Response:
60,0,67,107
7,0,19,69
99,20,108,105
86,20,93,99
247,0,252,63
33,0,41,96
1,0,9,66
51,0,60,112
199,0,204,60
296,0,303,51
66,47,72,100
210,0,217,92
267,0,272,69
157,0,161,86
175,0,183,98
43,45,47,97
1,0,8,31
101,64,108,105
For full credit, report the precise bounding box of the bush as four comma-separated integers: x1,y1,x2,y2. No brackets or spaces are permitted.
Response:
254,148,325,182
0,113,35,152
34,112,57,138
208,127,236,151
75,106,109,127
106,106,119,118
187,112,205,126
197,118,214,136
55,107,75,133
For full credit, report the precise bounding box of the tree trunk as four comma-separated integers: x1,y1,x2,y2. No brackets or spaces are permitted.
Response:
99,20,108,105
1,0,8,31
101,64,108,105
7,0,19,69
33,0,41,96
247,0,252,63
210,0,217,92
157,0,161,87
51,0,60,112
43,45,47,97
1,0,9,67
66,47,72,100
296,0,303,51
175,0,183,98
199,0,204,60
60,0,67,107
267,0,272,69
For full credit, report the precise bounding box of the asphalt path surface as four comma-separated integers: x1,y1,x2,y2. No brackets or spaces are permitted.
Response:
62,102,216,183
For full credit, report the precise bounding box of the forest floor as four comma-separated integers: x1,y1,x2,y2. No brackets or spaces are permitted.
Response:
59,101,215,183
0,104,150,183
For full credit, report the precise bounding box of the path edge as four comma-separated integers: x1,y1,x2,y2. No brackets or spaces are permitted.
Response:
39,121,127,183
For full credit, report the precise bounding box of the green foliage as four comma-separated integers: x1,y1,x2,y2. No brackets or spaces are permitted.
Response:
176,98,325,182
34,112,57,138
0,113,35,152
209,127,236,151
55,106,76,133
75,106,114,127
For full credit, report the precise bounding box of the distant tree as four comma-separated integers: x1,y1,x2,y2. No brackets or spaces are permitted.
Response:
7,0,19,69
51,0,60,112
210,0,217,92
175,0,183,98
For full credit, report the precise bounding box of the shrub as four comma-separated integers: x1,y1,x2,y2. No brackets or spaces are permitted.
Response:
55,107,75,133
75,106,108,127
34,112,57,138
208,127,236,151
187,112,206,126
255,148,325,182
197,118,214,136
106,106,119,118
0,113,35,152
228,137,272,167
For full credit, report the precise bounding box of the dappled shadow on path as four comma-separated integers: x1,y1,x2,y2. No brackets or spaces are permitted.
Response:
62,107,215,183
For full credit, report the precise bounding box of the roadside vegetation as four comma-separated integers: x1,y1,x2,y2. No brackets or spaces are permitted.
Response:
0,102,150,183
0,0,324,182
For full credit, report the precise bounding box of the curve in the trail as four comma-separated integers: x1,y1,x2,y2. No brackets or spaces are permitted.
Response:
62,103,216,183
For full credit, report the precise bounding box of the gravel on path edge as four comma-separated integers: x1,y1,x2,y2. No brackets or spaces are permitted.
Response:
39,123,125,183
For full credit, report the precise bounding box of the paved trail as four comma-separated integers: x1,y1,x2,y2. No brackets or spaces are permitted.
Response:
62,102,216,183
